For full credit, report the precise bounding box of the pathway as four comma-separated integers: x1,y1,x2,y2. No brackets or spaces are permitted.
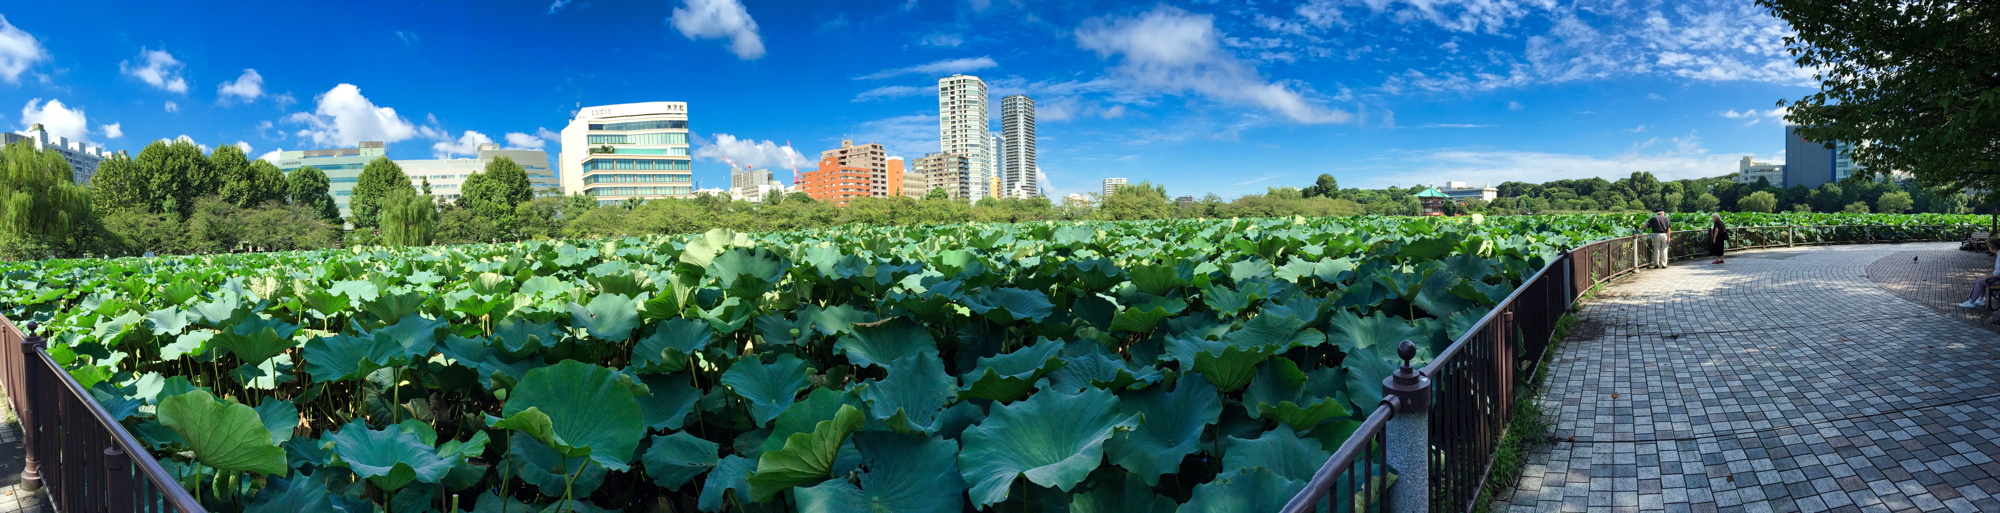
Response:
0,389,43,513
1501,242,2000,513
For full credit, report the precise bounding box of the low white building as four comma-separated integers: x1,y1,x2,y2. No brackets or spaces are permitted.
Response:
1102,177,1128,197
3,124,114,184
1438,181,1498,202
399,143,560,204
1733,156,1785,187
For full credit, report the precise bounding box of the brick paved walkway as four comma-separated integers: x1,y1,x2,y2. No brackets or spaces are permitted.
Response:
1868,248,2000,332
1502,242,2000,513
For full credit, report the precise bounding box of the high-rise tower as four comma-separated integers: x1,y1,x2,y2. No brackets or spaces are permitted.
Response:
938,75,991,201
1000,94,1039,198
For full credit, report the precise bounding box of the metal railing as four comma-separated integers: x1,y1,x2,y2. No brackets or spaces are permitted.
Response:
0,317,204,512
1285,223,1973,513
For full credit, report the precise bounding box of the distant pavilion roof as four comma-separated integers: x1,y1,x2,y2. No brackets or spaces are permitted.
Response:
1413,188,1450,198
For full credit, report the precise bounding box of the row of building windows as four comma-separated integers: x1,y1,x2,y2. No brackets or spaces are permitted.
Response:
587,132,689,145
588,120,688,131
286,162,366,172
590,186,692,196
584,159,691,171
583,174,692,184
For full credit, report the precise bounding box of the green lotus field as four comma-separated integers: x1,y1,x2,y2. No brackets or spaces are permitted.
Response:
0,212,1975,512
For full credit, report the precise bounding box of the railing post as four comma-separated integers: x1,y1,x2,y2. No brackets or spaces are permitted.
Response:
1384,340,1431,513
1787,225,1795,247
17,322,41,492
104,445,132,512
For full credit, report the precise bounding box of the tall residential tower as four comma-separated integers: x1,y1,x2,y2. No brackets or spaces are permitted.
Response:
938,75,992,202
560,102,694,204
1000,94,1039,198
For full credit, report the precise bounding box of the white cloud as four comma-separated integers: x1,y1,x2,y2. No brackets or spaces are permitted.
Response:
274,93,297,110
217,69,265,104
20,98,87,142
694,133,808,171
855,56,998,80
547,0,574,13
848,114,940,157
433,130,493,158
120,48,189,94
100,122,122,139
918,33,964,48
394,31,420,47
234,141,252,154
257,150,280,163
1645,93,1665,100
669,0,766,60
1718,106,1788,126
504,132,546,151
162,135,210,153
164,101,179,113
1348,131,1744,188
1076,6,1350,124
536,127,560,140
1625,124,1648,133
1232,172,1286,186
853,85,933,102
1347,0,1546,34
1507,101,1524,111
0,15,48,83
285,84,420,147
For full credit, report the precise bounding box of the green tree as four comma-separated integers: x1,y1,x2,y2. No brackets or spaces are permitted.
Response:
1842,201,1872,213
1877,191,1913,213
378,187,436,246
1761,0,1998,194
1098,181,1173,220
89,155,146,213
220,151,288,209
922,188,951,201
1303,174,1340,198
1693,193,1721,212
285,166,341,223
1738,191,1779,213
349,156,411,228
0,141,96,258
132,139,214,218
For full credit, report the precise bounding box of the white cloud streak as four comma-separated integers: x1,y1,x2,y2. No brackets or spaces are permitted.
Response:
693,134,808,171
669,0,766,60
855,56,998,80
1076,6,1350,124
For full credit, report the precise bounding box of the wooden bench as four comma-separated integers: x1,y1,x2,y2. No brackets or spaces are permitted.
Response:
1964,231,1992,252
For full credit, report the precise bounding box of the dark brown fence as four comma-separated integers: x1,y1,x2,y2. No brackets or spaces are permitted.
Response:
0,317,203,512
1286,223,1973,513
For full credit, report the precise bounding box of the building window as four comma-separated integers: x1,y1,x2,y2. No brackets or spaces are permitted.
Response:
588,120,688,131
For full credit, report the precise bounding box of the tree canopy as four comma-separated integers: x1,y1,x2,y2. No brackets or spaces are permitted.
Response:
349,156,411,228
286,166,341,223
1761,0,1999,194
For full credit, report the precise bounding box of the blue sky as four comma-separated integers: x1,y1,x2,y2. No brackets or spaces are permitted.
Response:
0,0,1813,199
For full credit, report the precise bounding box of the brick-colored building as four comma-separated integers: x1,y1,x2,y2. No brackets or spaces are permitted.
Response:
798,160,871,205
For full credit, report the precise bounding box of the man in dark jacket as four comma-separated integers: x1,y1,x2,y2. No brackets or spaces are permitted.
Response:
1646,210,1672,268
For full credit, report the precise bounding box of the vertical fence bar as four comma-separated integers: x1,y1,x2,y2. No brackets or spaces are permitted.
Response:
106,446,134,512
15,322,41,491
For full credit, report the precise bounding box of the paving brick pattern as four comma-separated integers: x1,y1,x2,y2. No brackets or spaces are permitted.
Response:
1502,242,2000,513
1867,248,2000,332
0,419,42,513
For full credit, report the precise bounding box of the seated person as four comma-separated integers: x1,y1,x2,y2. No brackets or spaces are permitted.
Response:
1959,248,2000,308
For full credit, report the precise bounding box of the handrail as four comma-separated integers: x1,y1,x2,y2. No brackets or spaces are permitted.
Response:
1286,222,1975,512
33,346,204,510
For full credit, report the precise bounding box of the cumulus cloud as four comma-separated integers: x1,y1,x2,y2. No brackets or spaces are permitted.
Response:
257,150,281,163
432,130,493,158
121,48,189,94
235,141,252,154
285,84,420,147
669,0,765,60
504,132,546,151
856,56,998,80
694,134,808,171
164,101,179,113
217,69,265,104
1076,6,1350,124
20,98,87,142
0,16,48,83
101,123,122,139
162,135,210,153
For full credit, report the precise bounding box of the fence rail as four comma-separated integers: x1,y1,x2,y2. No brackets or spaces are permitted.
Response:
1284,223,1973,513
0,316,203,512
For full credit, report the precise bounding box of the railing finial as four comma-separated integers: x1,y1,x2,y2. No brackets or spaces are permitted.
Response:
1384,340,1431,414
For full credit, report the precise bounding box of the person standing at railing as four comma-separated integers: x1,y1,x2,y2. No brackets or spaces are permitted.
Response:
1646,210,1672,268
1708,214,1729,264
1957,247,2000,308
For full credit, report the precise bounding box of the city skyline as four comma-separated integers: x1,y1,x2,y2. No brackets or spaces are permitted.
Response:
0,0,1812,199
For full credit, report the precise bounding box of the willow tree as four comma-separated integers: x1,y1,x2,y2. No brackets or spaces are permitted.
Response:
378,187,436,247
0,142,95,258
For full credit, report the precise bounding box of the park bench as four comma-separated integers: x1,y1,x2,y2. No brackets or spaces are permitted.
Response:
1964,231,1992,252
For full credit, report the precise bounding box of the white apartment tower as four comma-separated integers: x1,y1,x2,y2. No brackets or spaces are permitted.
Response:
560,102,694,204
938,75,992,202
1000,94,1039,198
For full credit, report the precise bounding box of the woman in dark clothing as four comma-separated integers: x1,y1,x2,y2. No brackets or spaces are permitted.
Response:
1708,214,1729,264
